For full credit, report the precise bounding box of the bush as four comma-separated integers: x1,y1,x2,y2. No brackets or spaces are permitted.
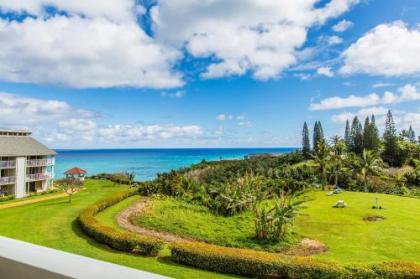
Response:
170,241,420,278
0,194,15,203
78,189,163,256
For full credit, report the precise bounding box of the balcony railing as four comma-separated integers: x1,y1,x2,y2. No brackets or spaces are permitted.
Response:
0,176,16,185
26,159,54,167
0,161,15,169
26,173,52,182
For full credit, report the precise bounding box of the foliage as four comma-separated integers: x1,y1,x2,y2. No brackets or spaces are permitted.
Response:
90,172,137,185
0,194,15,203
302,121,311,158
352,150,383,192
350,116,364,154
209,173,265,216
312,139,330,189
254,190,308,242
383,110,400,166
313,121,324,153
78,189,163,256
56,177,84,203
170,241,420,279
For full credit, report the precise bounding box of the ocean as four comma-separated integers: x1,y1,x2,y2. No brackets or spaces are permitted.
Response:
54,148,296,181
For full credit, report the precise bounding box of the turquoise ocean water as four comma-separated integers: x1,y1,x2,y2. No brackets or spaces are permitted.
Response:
54,148,296,181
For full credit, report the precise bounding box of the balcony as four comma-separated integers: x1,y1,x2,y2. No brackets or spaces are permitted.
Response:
0,161,15,169
26,159,54,167
26,173,52,182
0,176,16,185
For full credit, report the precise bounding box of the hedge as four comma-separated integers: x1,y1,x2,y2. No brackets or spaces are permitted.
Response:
78,189,163,256
171,241,420,278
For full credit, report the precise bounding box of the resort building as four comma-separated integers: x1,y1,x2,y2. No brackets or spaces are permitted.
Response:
0,130,56,198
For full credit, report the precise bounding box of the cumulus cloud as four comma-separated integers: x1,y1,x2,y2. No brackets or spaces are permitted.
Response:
0,16,182,88
332,19,353,32
340,21,420,76
310,84,420,110
151,0,359,80
0,92,202,146
317,67,335,77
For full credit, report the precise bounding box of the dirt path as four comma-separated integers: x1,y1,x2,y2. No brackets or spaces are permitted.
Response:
0,193,68,210
117,197,328,256
116,197,189,243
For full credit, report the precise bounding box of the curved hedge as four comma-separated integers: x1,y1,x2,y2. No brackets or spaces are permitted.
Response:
171,241,420,278
78,189,163,256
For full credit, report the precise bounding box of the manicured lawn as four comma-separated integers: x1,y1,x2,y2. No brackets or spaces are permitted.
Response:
133,192,420,264
0,180,235,279
133,197,290,251
297,191,420,263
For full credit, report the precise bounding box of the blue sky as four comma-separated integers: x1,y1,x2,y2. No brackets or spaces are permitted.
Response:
0,0,419,148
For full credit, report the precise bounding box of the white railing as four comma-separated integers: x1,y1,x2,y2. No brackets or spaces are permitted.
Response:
26,173,52,182
26,159,54,167
0,176,16,185
0,236,167,279
0,161,15,169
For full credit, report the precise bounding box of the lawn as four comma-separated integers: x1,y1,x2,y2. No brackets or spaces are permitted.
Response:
133,197,291,251
0,180,235,279
133,191,420,264
297,191,420,263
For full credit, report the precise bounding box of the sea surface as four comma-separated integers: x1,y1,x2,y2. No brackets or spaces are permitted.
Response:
54,148,296,181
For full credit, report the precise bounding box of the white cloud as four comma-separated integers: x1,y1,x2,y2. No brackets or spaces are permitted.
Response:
372,83,393,88
326,35,343,45
332,19,353,32
216,114,227,121
0,0,138,23
310,84,420,110
317,66,335,77
0,92,202,146
151,0,359,80
161,90,186,98
331,107,419,132
0,16,182,88
340,21,420,76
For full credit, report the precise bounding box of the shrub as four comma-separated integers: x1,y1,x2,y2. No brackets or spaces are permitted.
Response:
78,189,163,256
170,241,420,278
0,194,15,203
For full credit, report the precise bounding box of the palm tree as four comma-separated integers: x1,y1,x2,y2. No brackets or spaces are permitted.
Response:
329,136,347,188
312,139,330,190
355,149,383,192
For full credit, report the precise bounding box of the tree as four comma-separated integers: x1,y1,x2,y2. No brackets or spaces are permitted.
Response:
302,122,311,158
329,136,347,187
408,126,416,143
350,116,363,154
313,121,324,153
354,149,383,192
57,178,83,203
383,110,399,166
363,117,371,150
312,139,330,189
370,114,380,150
344,120,351,149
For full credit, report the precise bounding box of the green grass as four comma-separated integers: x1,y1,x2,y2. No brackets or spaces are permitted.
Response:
297,191,420,263
0,180,236,279
134,192,420,264
134,197,290,251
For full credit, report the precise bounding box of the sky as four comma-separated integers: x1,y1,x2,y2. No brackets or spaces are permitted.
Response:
0,0,419,149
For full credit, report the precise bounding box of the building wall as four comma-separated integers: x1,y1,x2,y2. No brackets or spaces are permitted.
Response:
15,157,26,198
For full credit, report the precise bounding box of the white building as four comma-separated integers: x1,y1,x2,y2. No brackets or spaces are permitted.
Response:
0,130,55,198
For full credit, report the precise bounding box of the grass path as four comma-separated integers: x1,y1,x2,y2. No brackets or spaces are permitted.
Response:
0,192,68,209
0,180,236,279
